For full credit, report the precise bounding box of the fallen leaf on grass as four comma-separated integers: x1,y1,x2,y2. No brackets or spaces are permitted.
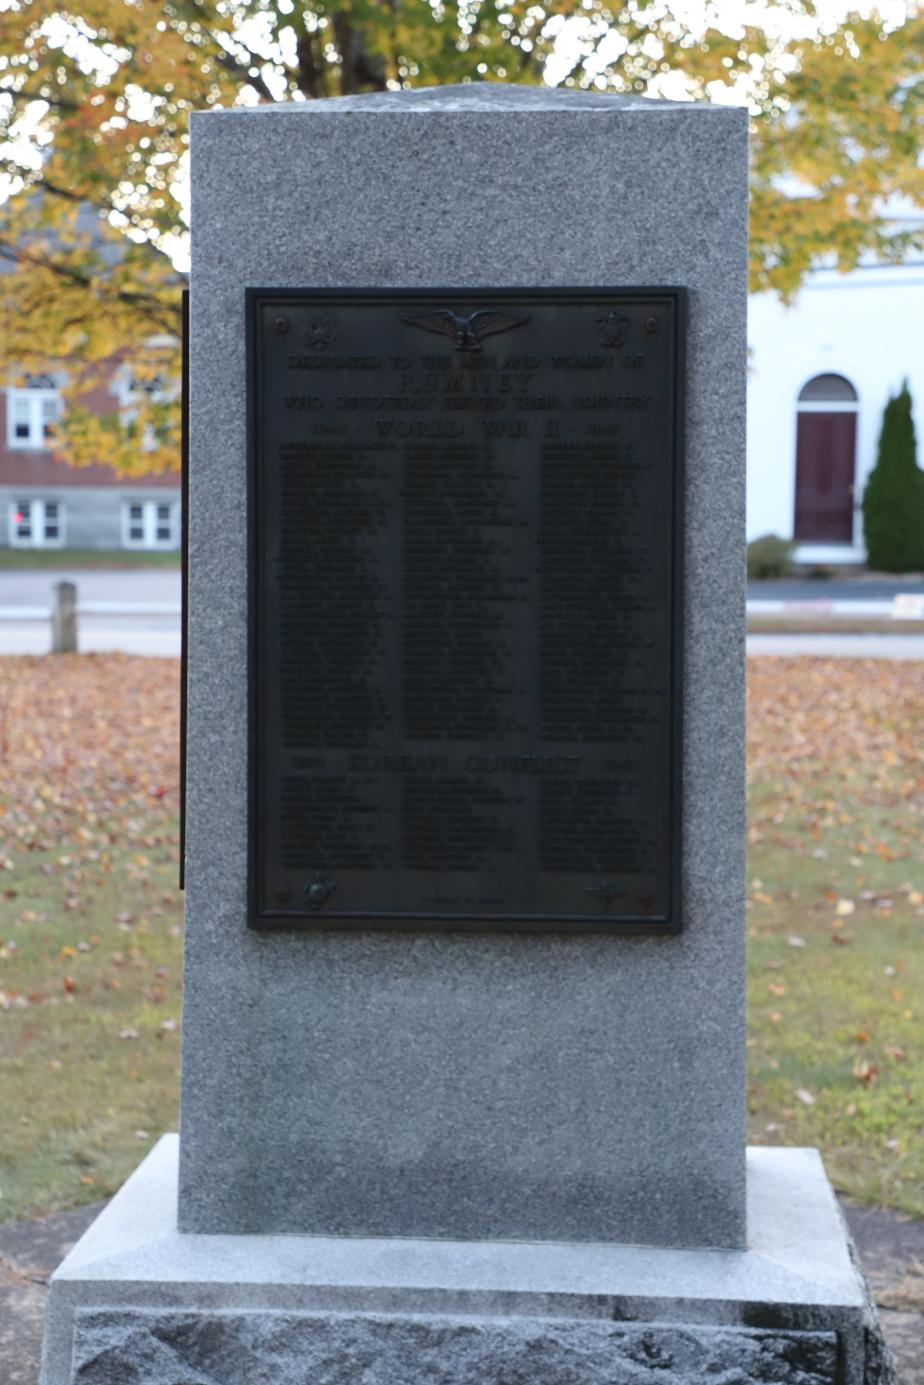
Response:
0,661,180,957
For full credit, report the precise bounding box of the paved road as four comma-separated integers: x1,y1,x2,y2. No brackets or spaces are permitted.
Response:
0,568,180,607
748,633,924,659
3,571,924,660
0,618,181,657
4,571,921,607
0,568,182,656
7,630,924,661
5,571,921,607
749,578,924,601
5,627,924,661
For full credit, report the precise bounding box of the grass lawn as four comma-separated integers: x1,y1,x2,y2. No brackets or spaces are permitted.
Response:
0,548,181,570
0,654,921,1224
747,658,923,1216
747,615,924,635
0,656,183,1222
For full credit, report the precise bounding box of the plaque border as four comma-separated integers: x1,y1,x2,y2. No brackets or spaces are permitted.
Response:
246,287,685,935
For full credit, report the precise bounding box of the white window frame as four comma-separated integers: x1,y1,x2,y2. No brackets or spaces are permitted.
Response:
121,499,179,550
6,377,62,450
117,365,173,453
8,499,66,548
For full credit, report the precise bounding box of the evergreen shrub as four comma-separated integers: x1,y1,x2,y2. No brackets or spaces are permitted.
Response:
862,382,924,573
747,533,795,580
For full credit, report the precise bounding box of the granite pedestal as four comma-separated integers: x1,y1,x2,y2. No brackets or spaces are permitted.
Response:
40,84,891,1383
42,1136,889,1385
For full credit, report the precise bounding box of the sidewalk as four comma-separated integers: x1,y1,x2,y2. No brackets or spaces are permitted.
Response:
747,632,924,659
1,1196,921,1382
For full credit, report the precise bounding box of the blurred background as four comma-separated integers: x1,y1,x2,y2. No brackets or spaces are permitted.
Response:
1,0,922,1377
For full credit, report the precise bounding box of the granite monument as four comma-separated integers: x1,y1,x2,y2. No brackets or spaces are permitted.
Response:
41,83,891,1385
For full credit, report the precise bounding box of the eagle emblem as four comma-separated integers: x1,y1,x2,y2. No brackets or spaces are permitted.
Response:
584,883,627,914
595,309,630,348
303,317,337,351
400,308,530,352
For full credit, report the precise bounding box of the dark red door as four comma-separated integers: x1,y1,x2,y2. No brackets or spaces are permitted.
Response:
794,411,856,541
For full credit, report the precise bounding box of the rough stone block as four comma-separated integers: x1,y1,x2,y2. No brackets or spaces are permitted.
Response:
70,1309,838,1385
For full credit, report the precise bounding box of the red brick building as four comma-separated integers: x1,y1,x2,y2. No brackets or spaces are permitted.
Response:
1,367,181,551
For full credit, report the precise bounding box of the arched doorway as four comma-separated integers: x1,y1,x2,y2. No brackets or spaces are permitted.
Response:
794,374,858,542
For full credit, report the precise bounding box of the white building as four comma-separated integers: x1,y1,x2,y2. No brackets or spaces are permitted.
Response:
3,252,920,561
747,258,924,565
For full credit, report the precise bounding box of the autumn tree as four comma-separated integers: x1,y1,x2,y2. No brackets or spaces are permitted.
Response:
748,9,924,298
1,0,923,473
862,381,924,574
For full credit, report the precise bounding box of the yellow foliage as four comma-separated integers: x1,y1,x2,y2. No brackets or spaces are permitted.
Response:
1,1,923,470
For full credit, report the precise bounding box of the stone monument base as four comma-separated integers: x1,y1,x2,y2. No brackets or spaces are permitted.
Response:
41,1135,891,1385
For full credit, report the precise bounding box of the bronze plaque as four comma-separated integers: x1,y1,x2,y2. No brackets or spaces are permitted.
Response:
248,289,684,931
